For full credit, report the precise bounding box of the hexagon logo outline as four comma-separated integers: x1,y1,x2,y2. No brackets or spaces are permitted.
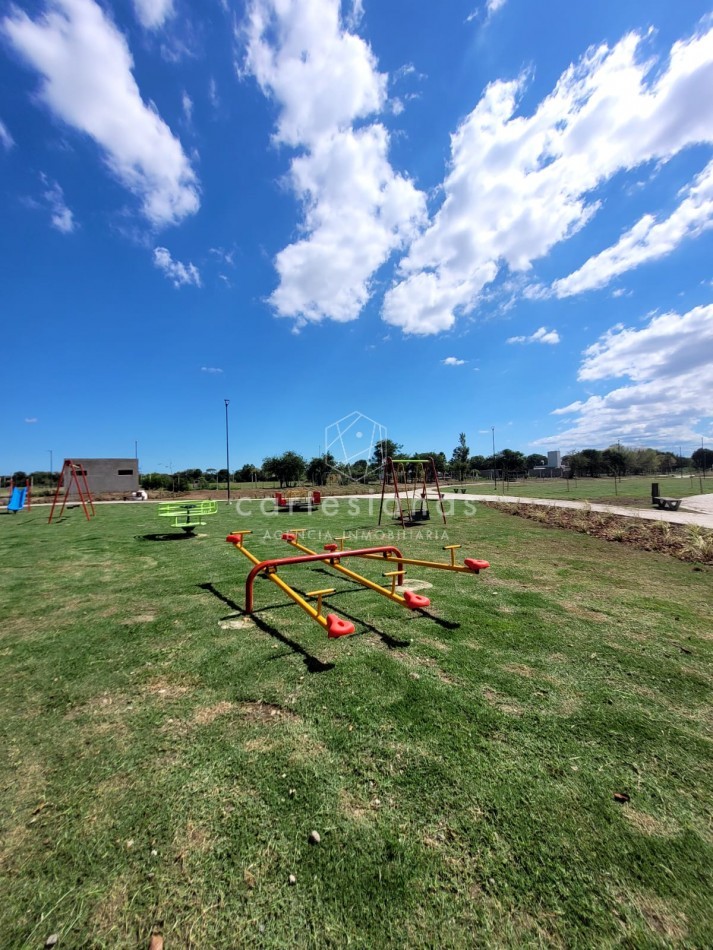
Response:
324,411,387,484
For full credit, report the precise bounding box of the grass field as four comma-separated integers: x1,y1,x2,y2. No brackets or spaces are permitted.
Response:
1,500,712,948
446,474,713,508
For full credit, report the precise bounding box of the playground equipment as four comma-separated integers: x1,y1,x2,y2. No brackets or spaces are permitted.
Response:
274,489,321,512
158,500,218,533
225,528,489,639
48,460,95,523
6,478,31,513
379,457,446,528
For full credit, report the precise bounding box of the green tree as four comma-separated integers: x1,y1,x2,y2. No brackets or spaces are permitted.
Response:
692,447,713,472
525,454,547,469
371,439,403,467
306,453,336,486
264,451,306,488
450,433,469,482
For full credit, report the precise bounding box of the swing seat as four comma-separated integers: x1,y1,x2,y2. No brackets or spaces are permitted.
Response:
403,590,430,609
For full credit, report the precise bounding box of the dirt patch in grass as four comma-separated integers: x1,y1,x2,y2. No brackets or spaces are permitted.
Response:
218,617,255,630
121,613,156,624
146,678,193,700
339,788,374,822
193,701,235,725
174,820,214,865
236,701,298,724
482,686,524,716
396,578,433,593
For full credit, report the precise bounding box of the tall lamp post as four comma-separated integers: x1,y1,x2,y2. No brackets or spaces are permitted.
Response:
492,426,497,490
224,399,231,503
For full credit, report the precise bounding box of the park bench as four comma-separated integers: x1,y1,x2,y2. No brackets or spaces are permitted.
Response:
653,497,682,511
158,500,218,532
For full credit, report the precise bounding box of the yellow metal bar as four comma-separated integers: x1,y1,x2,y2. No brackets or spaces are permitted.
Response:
284,537,409,606
383,570,401,595
306,588,336,617
358,552,476,573
228,531,329,631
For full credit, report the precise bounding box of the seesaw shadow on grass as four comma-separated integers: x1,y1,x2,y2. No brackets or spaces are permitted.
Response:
198,582,335,674
137,532,196,542
307,565,459,636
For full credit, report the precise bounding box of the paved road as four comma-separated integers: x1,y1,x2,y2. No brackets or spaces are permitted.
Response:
425,492,713,530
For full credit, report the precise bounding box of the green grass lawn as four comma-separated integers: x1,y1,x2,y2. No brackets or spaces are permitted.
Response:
1,500,711,947
447,474,713,508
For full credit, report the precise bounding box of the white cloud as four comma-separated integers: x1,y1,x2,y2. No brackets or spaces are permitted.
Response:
132,0,174,30
442,356,466,365
25,417,38,424
486,0,507,17
540,304,713,447
552,159,713,296
244,0,426,326
201,366,223,374
0,117,14,149
182,91,193,123
507,326,560,345
2,0,199,227
42,176,76,232
153,246,201,287
383,24,713,334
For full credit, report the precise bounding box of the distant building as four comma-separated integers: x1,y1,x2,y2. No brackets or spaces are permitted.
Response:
547,450,561,469
72,458,139,494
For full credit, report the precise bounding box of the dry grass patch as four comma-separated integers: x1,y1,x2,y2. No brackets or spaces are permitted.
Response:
192,701,235,726
91,874,135,942
622,807,680,837
339,788,374,823
236,701,298,724
146,677,194,700
502,662,560,684
630,891,688,942
482,686,524,716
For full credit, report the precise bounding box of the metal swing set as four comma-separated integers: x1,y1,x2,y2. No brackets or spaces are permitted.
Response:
378,456,446,528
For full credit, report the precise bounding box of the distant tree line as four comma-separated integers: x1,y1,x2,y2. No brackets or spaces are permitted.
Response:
9,444,711,492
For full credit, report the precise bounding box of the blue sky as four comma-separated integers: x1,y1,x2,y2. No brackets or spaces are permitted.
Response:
1,0,712,475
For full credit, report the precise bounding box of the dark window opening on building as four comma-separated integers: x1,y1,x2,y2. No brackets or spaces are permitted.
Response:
117,469,134,476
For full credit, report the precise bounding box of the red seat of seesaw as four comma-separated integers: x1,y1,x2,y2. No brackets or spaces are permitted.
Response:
403,590,430,609
326,614,355,638
464,558,490,572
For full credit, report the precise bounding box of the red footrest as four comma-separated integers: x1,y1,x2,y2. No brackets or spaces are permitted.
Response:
403,590,430,609
464,558,490,572
326,614,355,638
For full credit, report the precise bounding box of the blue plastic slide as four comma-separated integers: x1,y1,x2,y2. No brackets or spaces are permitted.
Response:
7,487,27,513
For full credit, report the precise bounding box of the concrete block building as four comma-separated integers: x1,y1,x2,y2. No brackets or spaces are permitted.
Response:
72,458,139,494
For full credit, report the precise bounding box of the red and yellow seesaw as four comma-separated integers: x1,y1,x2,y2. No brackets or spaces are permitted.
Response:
225,529,489,639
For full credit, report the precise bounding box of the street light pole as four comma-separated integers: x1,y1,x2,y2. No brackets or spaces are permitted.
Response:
492,426,497,490
48,449,53,476
224,399,231,503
